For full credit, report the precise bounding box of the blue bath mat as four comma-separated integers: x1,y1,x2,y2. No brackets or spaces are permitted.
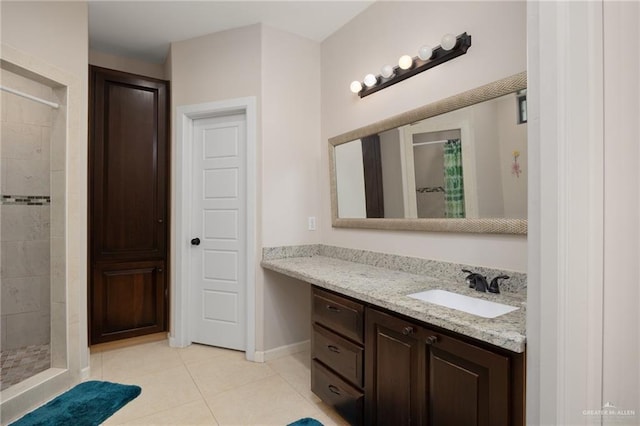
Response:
9,380,141,426
288,418,323,426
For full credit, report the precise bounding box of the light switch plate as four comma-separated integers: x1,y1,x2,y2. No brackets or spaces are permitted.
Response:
308,216,316,231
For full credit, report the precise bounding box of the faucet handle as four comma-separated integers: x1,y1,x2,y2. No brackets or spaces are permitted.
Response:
488,275,510,294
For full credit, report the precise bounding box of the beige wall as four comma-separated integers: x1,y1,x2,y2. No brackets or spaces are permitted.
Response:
171,25,261,107
321,1,527,272
1,0,88,421
260,25,320,350
89,49,166,80
602,1,640,420
170,24,321,352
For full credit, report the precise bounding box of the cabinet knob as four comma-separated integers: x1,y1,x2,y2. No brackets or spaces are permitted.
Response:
426,335,439,345
157,268,163,273
158,218,164,223
402,326,415,336
191,237,201,246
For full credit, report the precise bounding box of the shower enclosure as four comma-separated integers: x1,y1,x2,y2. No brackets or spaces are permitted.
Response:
0,65,66,393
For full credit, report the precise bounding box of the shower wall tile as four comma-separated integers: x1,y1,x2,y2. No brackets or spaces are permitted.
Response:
1,317,6,350
0,69,54,127
1,158,50,196
4,309,51,350
0,122,45,160
1,275,49,315
51,237,66,304
1,205,50,241
1,240,50,278
40,126,51,164
51,301,66,368
50,108,66,172
50,171,65,239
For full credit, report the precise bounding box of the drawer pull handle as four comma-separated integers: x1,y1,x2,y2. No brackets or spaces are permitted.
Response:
327,345,341,353
402,326,415,336
426,335,439,345
328,385,341,395
326,305,341,313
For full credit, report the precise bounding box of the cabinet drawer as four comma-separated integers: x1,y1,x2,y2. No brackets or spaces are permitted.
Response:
313,287,364,344
312,360,363,426
312,323,364,388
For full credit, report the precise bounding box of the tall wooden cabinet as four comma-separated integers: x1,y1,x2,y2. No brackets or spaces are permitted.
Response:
89,66,169,344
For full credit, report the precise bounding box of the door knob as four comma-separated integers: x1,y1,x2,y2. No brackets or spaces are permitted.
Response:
191,237,201,246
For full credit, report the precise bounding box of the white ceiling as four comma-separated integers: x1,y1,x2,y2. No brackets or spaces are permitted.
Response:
89,1,373,64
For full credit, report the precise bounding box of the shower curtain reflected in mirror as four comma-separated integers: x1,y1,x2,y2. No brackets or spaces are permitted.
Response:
0,69,54,391
443,139,465,218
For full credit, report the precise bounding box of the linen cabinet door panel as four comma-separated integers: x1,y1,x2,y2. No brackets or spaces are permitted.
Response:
90,67,168,262
425,330,510,426
365,308,425,426
91,261,167,344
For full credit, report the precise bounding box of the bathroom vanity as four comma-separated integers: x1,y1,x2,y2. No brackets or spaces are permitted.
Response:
262,246,526,426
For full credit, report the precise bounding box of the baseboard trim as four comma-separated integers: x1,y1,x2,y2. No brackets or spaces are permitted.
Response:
253,340,310,363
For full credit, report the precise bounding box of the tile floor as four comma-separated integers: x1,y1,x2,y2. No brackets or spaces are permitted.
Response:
89,340,348,425
0,344,51,391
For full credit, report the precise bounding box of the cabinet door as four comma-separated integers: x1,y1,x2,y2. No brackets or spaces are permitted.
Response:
91,261,167,344
90,66,168,262
424,329,510,426
365,308,425,426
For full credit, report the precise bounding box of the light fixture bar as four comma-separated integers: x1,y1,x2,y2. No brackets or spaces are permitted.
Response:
357,32,472,98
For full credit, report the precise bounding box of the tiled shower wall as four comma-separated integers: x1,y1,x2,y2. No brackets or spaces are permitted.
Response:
1,69,52,351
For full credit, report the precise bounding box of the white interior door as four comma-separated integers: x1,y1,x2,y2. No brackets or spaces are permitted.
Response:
190,113,246,350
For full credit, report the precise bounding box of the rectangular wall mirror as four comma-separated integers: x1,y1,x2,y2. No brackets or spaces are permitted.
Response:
329,72,527,234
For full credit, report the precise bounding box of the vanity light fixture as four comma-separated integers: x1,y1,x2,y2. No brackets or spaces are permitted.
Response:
350,32,472,98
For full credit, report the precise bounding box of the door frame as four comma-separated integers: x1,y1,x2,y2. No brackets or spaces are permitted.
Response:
171,97,257,361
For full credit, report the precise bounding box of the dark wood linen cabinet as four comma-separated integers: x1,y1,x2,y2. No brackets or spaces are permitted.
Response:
89,66,169,344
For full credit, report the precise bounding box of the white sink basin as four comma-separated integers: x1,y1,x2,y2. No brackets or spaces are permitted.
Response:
407,289,519,319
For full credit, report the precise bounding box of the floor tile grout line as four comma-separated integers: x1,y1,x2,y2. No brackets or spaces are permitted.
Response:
266,360,333,423
180,349,223,425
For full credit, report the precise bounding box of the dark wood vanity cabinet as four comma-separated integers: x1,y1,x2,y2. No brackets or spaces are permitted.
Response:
365,308,425,426
365,307,524,426
311,287,525,426
311,287,365,425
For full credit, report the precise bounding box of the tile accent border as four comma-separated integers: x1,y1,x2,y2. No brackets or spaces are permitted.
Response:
262,244,527,295
1,195,51,206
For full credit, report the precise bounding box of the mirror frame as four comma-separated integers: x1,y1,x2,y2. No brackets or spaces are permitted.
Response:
329,71,527,235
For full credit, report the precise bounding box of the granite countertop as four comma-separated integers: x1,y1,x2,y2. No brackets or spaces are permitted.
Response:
261,255,526,353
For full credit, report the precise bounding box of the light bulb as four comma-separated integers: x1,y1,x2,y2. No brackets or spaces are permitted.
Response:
441,33,457,51
418,45,433,60
363,74,377,88
350,80,362,93
398,55,413,70
381,65,394,79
